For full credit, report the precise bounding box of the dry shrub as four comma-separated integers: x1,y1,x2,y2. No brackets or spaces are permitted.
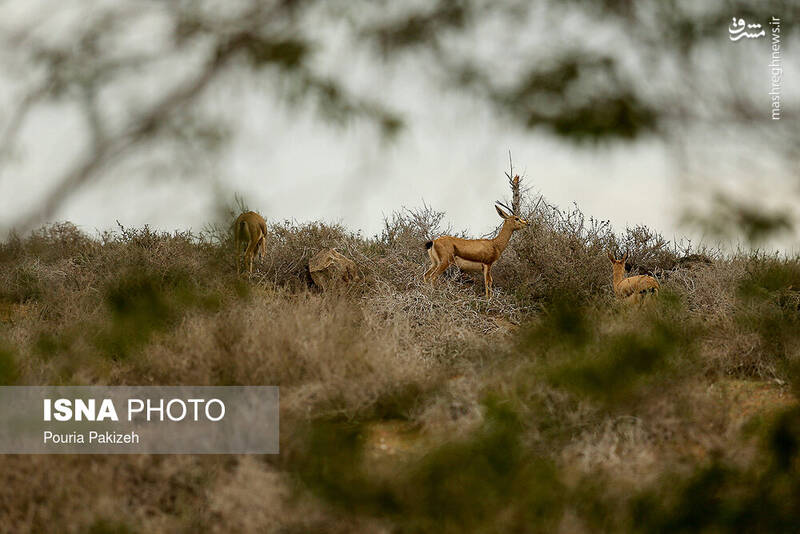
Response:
126,289,440,421
493,198,680,304
257,221,360,289
367,205,455,288
0,455,222,533
662,254,800,380
21,222,97,263
205,457,362,533
561,415,657,479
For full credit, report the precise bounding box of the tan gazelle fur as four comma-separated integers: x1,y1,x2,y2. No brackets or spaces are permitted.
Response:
424,203,528,299
235,211,267,275
607,251,660,303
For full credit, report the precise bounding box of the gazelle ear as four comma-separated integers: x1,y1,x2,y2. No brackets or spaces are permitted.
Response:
607,251,615,262
495,205,510,219
622,252,629,262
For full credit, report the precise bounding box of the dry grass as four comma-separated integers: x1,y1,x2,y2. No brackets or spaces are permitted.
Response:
1,202,799,532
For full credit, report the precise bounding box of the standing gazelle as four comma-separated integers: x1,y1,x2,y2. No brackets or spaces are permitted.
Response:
607,251,660,302
235,211,267,275
424,202,528,299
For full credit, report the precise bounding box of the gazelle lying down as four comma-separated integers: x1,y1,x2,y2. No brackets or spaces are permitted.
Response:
235,211,267,275
424,202,528,299
607,251,659,302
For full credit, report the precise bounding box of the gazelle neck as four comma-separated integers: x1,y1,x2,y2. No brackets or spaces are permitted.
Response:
492,219,515,252
612,264,626,289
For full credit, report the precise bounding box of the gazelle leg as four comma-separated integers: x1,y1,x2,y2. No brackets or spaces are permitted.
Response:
482,264,490,299
257,235,266,260
427,245,451,284
424,244,439,281
429,258,450,283
245,241,258,275
424,262,437,281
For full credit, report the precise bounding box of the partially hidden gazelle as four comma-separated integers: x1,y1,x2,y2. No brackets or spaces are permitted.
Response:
424,202,528,299
607,251,659,303
235,211,267,275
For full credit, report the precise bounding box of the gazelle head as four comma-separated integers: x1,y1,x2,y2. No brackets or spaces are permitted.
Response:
607,250,629,283
607,250,628,266
495,202,528,230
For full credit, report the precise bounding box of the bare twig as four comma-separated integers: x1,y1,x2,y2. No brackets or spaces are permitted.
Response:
504,150,524,215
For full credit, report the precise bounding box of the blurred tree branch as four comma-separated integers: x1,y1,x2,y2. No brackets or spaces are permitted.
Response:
0,0,798,236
